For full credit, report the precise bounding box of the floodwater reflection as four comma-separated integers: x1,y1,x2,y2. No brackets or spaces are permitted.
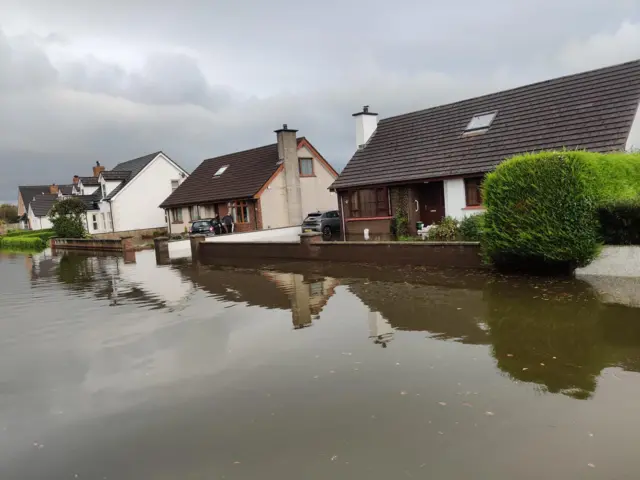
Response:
2,250,640,479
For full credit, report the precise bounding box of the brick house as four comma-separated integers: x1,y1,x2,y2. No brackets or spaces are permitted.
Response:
331,60,640,240
159,125,338,234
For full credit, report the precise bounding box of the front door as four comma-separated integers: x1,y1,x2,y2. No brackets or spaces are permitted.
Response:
419,181,445,225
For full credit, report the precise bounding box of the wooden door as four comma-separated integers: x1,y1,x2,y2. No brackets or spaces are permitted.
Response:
419,182,445,225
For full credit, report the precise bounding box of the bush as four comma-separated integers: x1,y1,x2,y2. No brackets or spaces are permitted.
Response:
483,150,640,272
0,236,46,250
459,214,484,241
598,200,640,245
426,216,460,241
49,198,87,238
3,228,54,237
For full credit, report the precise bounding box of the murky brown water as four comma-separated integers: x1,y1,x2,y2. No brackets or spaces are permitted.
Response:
2,250,640,479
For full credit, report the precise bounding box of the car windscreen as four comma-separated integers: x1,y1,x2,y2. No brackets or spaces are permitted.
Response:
304,213,322,221
192,221,211,228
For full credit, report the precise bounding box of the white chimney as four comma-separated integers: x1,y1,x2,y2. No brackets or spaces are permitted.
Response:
353,105,378,150
275,124,303,226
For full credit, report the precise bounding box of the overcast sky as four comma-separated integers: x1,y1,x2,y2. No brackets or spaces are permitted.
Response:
2,0,640,202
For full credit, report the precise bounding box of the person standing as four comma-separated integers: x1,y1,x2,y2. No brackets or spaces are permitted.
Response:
221,214,234,234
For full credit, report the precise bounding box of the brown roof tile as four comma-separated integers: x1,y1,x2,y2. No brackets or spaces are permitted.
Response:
332,60,640,190
160,139,302,208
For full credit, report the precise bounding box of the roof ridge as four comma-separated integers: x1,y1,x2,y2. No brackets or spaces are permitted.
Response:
381,59,640,123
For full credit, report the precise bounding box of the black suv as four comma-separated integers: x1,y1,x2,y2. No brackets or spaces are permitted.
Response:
301,210,341,240
190,218,223,235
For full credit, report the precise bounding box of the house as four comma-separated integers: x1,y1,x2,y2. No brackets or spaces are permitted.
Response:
18,184,73,229
159,125,338,234
68,153,189,235
27,194,58,230
331,60,640,240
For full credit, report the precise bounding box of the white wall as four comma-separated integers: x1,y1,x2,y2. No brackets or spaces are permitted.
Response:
298,147,339,217
28,205,53,230
85,202,113,235
205,226,300,243
168,239,191,258
443,178,484,221
260,168,289,229
111,154,187,232
103,180,122,196
626,105,640,151
166,207,191,235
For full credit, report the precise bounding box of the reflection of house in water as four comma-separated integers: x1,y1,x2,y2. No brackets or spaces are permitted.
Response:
368,311,394,348
178,267,339,330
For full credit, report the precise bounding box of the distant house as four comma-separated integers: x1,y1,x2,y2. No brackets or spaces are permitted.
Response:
18,184,73,230
27,194,58,230
331,60,640,240
160,125,338,234
67,153,189,235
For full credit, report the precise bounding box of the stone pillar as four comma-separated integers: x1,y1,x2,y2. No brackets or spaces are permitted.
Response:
154,237,170,265
121,237,136,264
299,232,323,259
275,124,303,226
190,234,207,262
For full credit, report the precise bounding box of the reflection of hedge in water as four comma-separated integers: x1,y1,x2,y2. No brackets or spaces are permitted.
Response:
485,279,606,399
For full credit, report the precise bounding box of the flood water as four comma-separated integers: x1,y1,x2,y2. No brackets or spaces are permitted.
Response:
1,250,640,479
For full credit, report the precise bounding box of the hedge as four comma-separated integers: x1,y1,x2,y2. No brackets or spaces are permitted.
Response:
598,201,640,245
483,150,640,272
3,228,54,238
0,236,46,250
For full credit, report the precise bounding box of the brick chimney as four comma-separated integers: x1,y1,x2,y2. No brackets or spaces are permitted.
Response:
93,161,105,177
353,105,378,150
49,184,59,194
73,175,80,184
275,124,303,225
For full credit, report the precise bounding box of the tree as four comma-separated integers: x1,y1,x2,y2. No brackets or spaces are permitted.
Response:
0,204,19,223
49,197,87,238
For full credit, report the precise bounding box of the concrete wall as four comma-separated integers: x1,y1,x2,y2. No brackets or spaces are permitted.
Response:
112,153,186,232
92,227,167,241
298,146,339,217
205,226,301,243
576,246,640,278
443,178,485,221
196,236,484,269
168,239,192,258
51,237,133,252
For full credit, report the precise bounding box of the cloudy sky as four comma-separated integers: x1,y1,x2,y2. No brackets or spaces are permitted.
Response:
1,0,640,202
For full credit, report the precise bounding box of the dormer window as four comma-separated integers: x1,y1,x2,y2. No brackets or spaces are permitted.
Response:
213,165,229,177
464,111,497,135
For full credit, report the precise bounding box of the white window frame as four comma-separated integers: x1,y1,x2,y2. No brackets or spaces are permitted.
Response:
171,179,180,191
92,214,98,231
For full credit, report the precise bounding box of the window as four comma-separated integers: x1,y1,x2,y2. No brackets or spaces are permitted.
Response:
171,208,183,223
465,111,497,132
465,177,484,206
213,165,229,177
101,183,106,198
299,158,314,176
346,188,389,218
324,211,339,219
231,201,250,223
190,205,200,221
92,214,98,231
171,180,180,191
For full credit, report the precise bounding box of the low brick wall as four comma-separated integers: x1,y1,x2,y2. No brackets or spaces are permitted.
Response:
51,237,133,253
191,234,484,269
92,227,167,242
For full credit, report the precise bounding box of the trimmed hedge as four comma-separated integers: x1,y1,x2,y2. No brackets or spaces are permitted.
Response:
598,201,640,245
3,228,54,238
459,213,484,241
483,150,640,272
0,236,46,250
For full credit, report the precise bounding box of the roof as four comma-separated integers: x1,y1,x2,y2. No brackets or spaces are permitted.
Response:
19,185,50,204
30,194,58,217
159,141,301,208
104,151,162,200
101,170,131,181
58,184,74,195
76,195,100,211
78,176,100,186
332,60,640,190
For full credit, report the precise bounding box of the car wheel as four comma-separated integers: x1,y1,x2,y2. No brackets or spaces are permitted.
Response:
322,226,332,240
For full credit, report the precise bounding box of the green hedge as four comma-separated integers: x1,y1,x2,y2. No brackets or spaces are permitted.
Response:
483,150,640,272
0,236,46,250
598,201,640,245
459,214,484,241
3,228,54,238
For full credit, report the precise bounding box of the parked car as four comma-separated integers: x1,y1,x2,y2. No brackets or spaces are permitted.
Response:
301,210,341,240
190,218,223,236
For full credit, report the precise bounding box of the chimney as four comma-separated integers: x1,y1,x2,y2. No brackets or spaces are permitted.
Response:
49,184,59,194
73,175,80,184
275,124,303,225
353,105,378,150
93,161,105,177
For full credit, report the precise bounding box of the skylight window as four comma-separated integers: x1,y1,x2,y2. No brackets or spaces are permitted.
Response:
213,165,229,177
465,111,497,132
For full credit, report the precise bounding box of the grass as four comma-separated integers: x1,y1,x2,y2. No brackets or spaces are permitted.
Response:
0,229,53,252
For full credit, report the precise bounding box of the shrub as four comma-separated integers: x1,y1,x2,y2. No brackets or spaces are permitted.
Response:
483,150,640,272
49,198,87,238
459,213,484,241
0,236,46,250
598,200,640,245
426,216,460,241
3,228,54,237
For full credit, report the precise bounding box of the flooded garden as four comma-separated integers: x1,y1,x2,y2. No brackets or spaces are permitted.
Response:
1,250,640,479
